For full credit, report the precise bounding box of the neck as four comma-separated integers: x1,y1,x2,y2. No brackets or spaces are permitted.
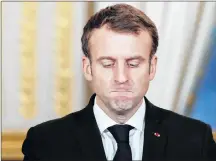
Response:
96,96,143,124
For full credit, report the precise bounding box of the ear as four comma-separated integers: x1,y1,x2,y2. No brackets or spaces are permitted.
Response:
149,55,157,81
82,56,93,81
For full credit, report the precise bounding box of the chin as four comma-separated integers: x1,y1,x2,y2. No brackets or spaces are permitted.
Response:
109,99,134,111
110,92,134,100
113,95,133,101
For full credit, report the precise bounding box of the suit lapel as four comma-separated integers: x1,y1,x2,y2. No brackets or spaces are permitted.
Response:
75,94,107,161
142,97,168,161
75,94,168,161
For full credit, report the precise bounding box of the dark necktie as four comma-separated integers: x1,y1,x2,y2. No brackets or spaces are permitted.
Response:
108,125,134,161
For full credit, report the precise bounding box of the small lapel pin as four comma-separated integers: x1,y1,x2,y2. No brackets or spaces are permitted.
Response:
154,132,160,137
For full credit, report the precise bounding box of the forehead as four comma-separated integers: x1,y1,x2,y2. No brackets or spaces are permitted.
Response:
89,26,152,60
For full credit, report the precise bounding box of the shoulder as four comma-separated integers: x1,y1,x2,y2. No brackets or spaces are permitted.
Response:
160,106,208,129
22,109,88,159
29,108,87,136
154,105,212,138
23,107,89,145
145,97,209,131
22,108,87,152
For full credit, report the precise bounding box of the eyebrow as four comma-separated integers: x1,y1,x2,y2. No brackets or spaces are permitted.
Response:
97,56,116,62
126,56,145,61
96,55,146,62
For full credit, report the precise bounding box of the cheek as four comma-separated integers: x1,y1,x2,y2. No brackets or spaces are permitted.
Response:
95,66,113,78
130,64,150,78
92,67,113,88
130,68,150,88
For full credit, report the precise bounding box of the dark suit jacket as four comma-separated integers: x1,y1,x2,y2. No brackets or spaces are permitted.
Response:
22,94,216,161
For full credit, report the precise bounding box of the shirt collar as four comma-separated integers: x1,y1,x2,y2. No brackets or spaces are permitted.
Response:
93,96,146,134
125,99,145,132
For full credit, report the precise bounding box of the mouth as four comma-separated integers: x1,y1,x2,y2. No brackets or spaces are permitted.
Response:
111,89,133,92
111,91,132,92
110,91,133,99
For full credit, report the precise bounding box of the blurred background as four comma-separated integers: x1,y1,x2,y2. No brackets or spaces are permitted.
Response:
1,1,216,160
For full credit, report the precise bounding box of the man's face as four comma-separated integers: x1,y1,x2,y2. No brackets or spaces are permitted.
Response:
83,26,157,114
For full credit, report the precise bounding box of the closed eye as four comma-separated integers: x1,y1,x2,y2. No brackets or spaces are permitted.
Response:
126,56,145,68
103,63,114,68
101,61,115,68
127,62,140,68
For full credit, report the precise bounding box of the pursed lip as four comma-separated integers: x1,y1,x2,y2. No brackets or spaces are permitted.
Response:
110,90,133,92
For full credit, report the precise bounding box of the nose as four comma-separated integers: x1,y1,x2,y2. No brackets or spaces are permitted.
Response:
114,63,128,84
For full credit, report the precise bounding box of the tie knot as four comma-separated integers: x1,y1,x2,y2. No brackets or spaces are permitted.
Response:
108,125,134,143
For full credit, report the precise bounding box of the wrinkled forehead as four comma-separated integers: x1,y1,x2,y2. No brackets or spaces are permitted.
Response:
89,26,152,60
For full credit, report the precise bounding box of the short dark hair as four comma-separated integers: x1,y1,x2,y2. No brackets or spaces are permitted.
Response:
81,3,158,61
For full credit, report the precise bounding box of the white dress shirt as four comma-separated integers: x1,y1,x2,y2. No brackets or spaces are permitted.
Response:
93,97,145,160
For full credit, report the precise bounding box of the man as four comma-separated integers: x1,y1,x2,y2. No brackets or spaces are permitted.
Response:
22,3,216,161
